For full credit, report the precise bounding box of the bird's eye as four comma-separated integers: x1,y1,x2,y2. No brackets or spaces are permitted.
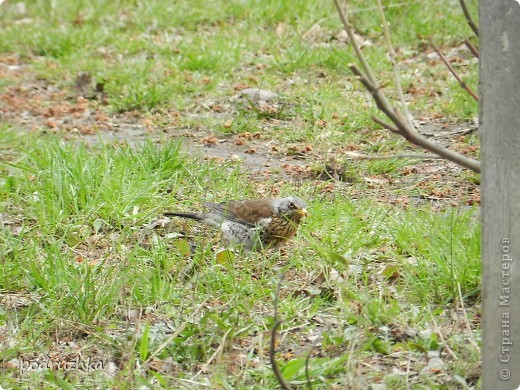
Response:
288,201,296,209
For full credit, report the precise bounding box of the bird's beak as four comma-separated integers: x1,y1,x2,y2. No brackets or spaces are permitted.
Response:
296,208,308,217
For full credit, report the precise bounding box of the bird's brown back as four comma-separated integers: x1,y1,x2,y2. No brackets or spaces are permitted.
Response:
206,199,275,225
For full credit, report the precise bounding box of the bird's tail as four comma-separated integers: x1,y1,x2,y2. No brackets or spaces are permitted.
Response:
164,212,203,221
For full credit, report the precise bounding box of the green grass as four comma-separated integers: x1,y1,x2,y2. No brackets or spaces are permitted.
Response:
0,0,480,387
0,129,480,388
0,0,478,118
0,0,480,173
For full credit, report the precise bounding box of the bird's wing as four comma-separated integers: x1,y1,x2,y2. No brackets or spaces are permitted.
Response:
205,199,274,226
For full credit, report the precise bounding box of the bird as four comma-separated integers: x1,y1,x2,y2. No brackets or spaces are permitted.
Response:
165,196,308,251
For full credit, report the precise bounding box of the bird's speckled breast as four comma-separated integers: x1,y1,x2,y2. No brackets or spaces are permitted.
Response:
259,215,298,246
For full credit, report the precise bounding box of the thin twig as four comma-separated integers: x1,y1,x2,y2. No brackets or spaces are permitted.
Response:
375,0,414,129
305,350,313,390
431,41,478,101
456,284,481,351
458,0,479,37
464,38,479,59
143,297,209,367
427,308,458,360
270,274,292,390
191,329,231,380
304,335,322,390
176,378,213,388
372,116,400,133
348,1,423,14
333,0,376,85
302,17,332,39
344,151,442,160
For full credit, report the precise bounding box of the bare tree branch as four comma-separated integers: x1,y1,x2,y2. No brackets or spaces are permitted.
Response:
270,274,292,390
464,38,479,59
350,64,480,173
459,0,479,37
371,116,400,133
375,0,414,129
431,41,479,102
333,0,376,85
349,65,407,130
333,0,480,173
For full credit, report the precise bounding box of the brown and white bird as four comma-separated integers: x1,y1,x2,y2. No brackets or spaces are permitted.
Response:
165,196,308,251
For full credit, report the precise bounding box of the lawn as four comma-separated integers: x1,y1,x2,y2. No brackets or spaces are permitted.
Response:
1,0,480,388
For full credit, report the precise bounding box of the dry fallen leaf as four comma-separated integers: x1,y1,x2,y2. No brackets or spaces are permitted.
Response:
201,135,218,146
